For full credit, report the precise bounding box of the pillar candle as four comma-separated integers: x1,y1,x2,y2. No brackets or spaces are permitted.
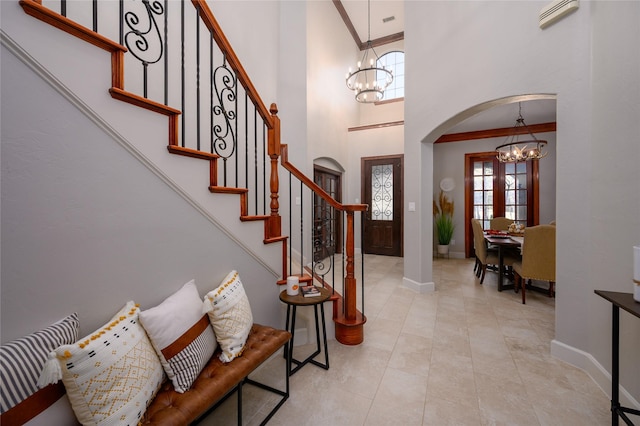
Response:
287,276,299,296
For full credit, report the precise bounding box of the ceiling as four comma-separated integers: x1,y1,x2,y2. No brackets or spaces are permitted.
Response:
336,0,557,135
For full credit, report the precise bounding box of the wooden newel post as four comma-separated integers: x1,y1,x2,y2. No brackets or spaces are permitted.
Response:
268,103,281,238
344,211,357,320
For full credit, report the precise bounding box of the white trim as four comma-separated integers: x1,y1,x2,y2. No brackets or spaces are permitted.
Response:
403,276,435,293
551,339,640,410
1,30,279,278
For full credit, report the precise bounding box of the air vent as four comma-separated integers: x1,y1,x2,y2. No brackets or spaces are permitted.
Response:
539,0,579,28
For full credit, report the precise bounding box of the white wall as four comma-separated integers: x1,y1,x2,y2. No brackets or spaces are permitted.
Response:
433,131,557,257
405,0,640,401
1,45,282,341
347,125,404,250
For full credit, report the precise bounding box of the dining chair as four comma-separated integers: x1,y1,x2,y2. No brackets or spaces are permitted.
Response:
472,219,518,284
512,224,556,304
490,217,513,231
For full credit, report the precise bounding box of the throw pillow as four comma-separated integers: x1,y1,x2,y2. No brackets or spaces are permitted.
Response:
139,280,217,393
38,301,164,425
203,270,253,363
0,313,79,421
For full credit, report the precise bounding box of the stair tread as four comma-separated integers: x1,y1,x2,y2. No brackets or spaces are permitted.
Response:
168,145,219,161
209,186,249,194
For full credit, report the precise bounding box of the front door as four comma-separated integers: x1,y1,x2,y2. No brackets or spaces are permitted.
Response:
362,155,403,256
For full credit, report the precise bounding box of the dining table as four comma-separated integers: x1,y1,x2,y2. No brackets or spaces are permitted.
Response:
484,233,523,291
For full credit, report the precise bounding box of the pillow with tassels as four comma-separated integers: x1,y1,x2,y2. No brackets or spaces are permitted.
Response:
38,301,164,425
203,271,253,363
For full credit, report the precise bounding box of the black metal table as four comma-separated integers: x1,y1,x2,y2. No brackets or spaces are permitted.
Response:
279,287,331,376
594,290,640,425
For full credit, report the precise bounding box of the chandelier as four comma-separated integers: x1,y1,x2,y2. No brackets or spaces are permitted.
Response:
495,103,548,163
345,0,393,103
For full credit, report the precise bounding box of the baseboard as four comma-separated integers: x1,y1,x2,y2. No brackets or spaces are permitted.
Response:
402,276,435,293
551,339,640,410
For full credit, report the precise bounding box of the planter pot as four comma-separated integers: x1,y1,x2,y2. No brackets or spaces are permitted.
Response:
437,244,450,255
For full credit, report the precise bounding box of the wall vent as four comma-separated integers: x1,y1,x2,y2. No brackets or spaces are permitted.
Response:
539,0,579,29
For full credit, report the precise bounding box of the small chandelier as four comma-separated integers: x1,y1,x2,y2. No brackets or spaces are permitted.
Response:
345,0,393,103
496,103,548,163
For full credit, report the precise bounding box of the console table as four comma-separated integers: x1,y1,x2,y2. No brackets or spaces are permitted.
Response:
594,290,640,425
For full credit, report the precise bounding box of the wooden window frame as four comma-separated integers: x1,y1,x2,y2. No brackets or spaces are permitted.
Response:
464,152,540,258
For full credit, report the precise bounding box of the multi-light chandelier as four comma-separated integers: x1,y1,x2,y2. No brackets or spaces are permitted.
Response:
495,103,548,163
345,0,393,103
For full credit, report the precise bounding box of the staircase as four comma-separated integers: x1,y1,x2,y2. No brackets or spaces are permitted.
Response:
18,0,367,344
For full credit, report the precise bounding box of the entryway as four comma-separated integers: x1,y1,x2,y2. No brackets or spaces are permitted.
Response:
361,155,403,256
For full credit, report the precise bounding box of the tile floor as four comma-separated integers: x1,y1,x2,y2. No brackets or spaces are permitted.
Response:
203,255,612,425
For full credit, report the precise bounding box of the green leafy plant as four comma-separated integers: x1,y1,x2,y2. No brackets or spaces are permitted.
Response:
433,190,455,245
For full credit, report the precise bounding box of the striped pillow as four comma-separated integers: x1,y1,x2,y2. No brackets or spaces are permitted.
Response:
0,313,79,414
139,280,217,393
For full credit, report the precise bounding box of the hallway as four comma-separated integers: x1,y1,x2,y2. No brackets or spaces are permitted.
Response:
206,256,610,425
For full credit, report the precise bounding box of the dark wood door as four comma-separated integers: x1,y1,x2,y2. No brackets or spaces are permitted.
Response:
313,166,342,261
464,152,539,258
362,155,403,256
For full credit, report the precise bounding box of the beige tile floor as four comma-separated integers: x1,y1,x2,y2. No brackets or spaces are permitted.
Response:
203,255,611,425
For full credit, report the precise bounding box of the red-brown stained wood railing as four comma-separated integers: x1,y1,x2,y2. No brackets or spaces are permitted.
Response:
192,0,273,128
281,144,369,345
192,0,282,243
21,0,367,343
19,0,127,89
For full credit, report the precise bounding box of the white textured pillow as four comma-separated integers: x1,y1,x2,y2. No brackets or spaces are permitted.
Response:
203,271,253,363
0,313,79,424
38,301,164,426
139,280,217,393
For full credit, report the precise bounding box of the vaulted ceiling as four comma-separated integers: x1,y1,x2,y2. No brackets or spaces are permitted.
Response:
334,0,557,137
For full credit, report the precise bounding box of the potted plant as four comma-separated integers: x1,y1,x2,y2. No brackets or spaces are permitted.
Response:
433,190,455,255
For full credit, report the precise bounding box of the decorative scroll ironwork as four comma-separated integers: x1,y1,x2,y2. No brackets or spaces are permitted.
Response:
123,0,164,98
312,200,336,281
211,59,237,159
123,0,164,66
371,164,393,221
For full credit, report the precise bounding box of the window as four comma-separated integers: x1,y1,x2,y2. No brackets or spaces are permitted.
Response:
376,51,404,101
504,162,528,226
464,152,540,257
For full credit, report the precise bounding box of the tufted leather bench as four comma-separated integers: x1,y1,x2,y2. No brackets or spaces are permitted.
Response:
140,324,291,425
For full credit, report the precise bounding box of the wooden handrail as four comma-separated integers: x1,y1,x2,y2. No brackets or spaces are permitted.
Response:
280,145,368,213
192,0,274,128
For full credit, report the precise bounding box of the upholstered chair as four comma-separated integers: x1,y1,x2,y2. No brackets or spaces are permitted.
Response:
512,224,556,304
490,216,513,231
472,219,518,284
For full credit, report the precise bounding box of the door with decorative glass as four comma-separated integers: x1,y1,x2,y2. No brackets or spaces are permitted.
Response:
313,166,342,261
464,152,539,258
362,155,403,257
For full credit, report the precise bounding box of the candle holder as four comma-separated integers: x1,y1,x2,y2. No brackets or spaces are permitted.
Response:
286,276,300,296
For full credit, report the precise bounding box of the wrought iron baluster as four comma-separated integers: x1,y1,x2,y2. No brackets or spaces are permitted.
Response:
262,123,266,215
196,10,201,151
244,94,248,189
254,109,258,215
123,0,165,99
211,55,237,171
92,0,98,32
